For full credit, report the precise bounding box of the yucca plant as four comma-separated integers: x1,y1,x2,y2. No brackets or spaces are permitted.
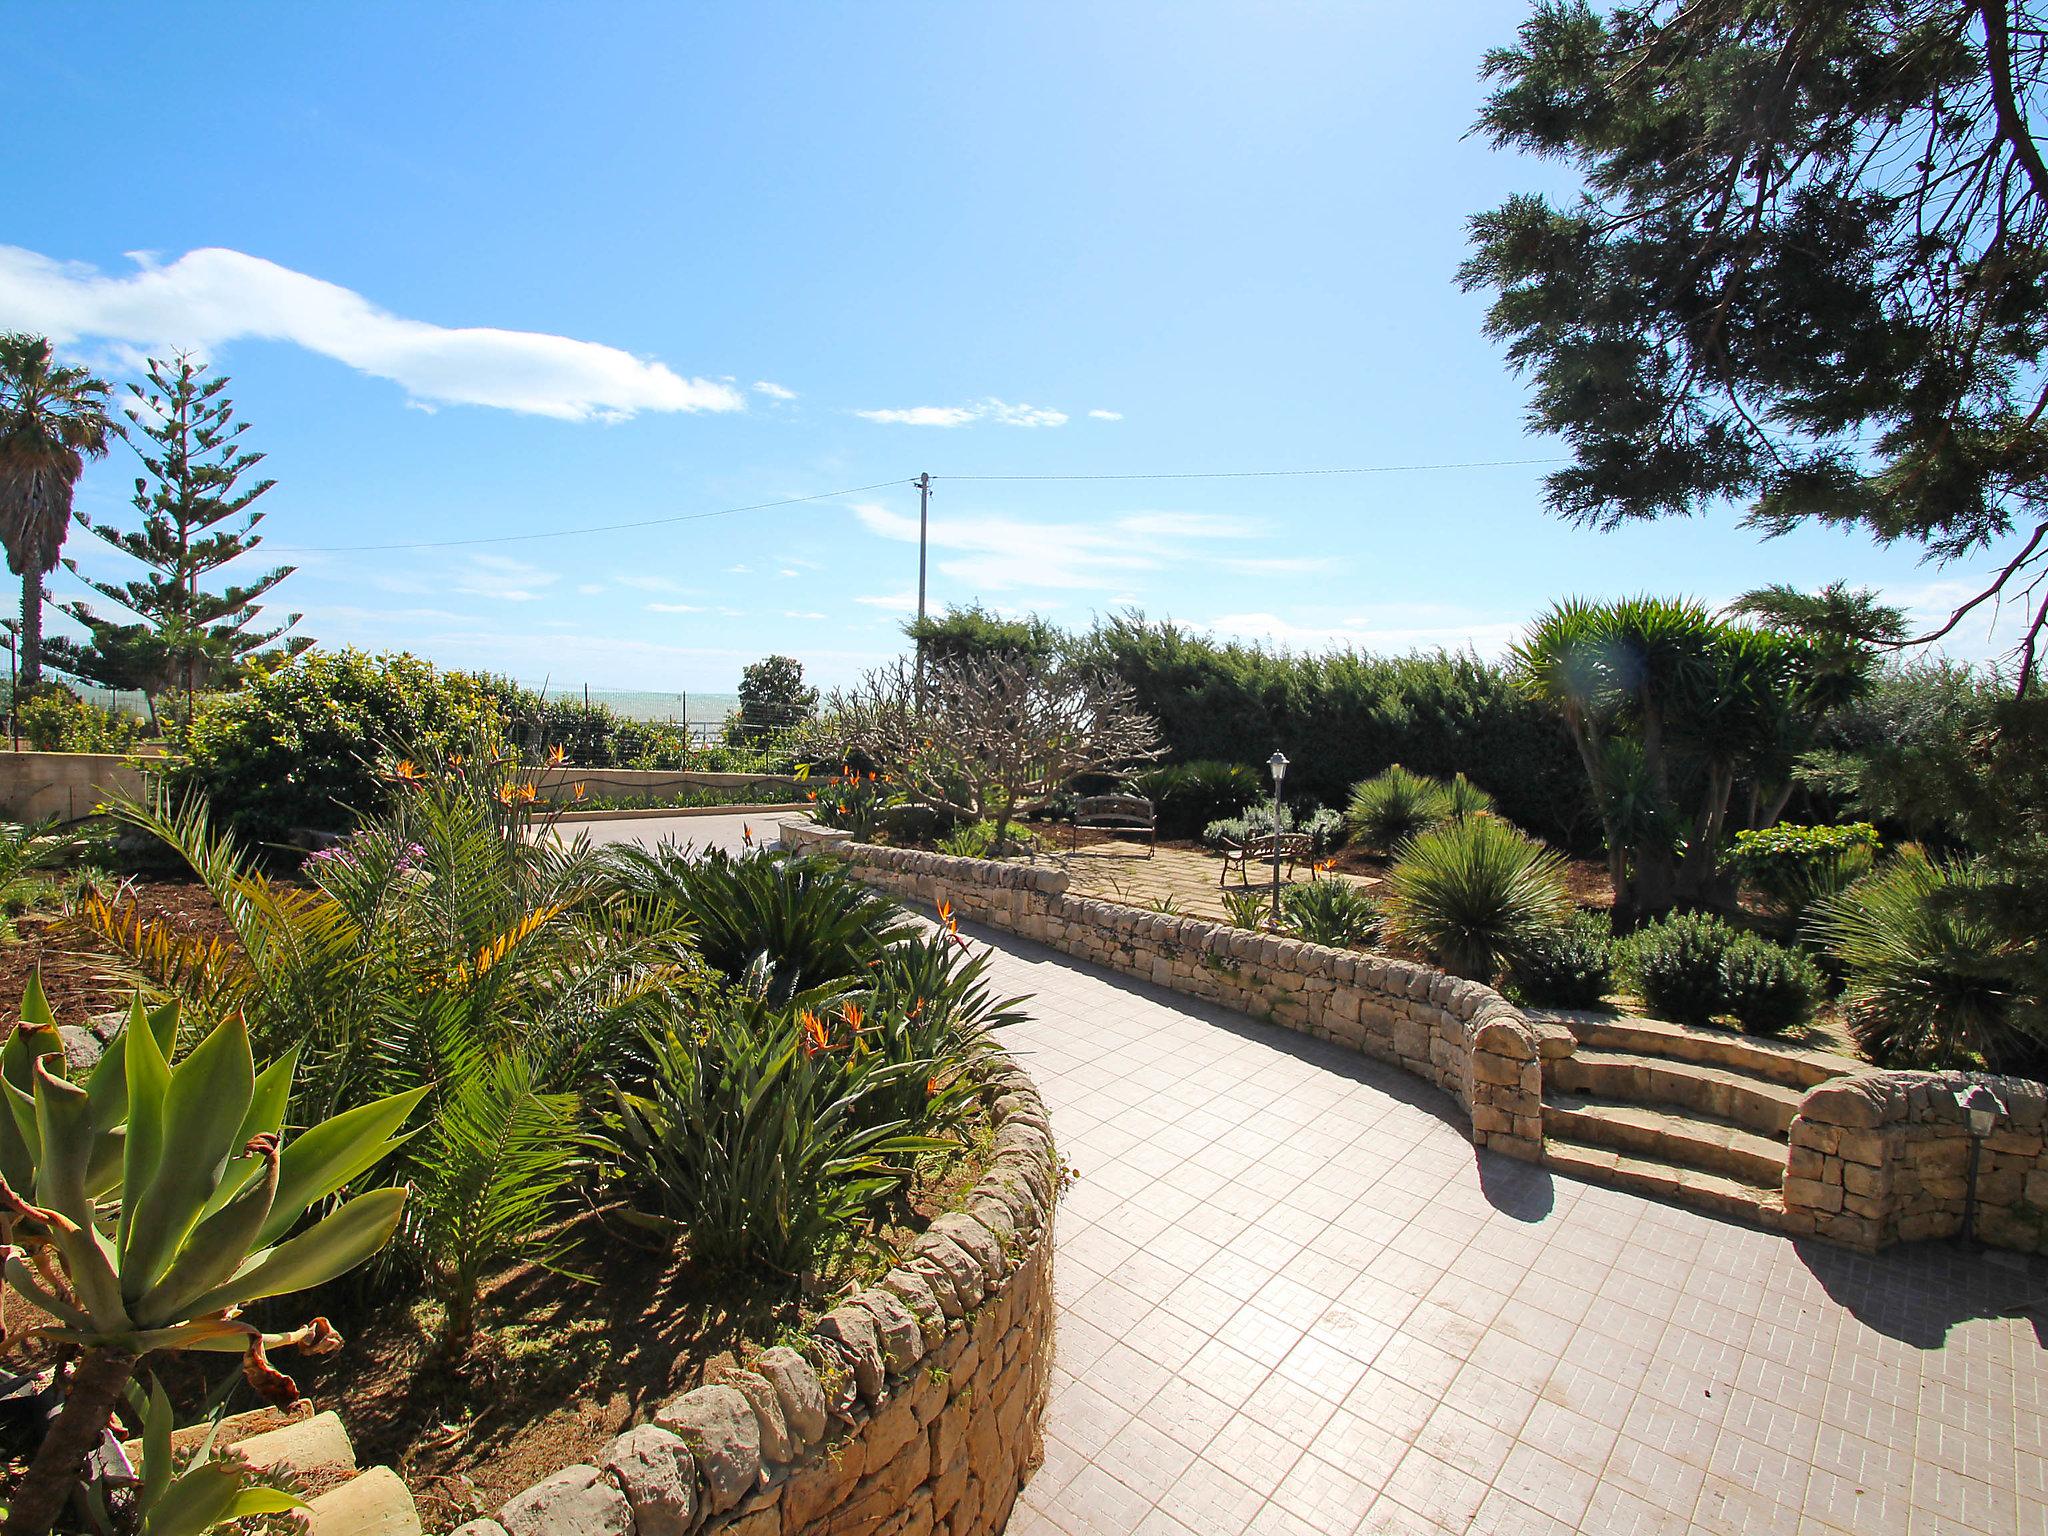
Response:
1811,849,2027,1069
1221,888,1269,930
1383,816,1571,981
618,996,956,1280
841,928,1028,1134
0,978,421,1536
1278,879,1382,947
1345,765,1455,856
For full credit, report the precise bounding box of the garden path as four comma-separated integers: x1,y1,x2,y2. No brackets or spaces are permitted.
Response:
588,815,2047,1534
1037,841,1378,924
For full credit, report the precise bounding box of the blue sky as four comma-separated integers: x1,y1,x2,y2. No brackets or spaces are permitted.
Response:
1,3,2026,691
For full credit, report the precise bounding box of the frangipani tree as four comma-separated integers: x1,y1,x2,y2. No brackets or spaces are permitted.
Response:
0,977,421,1536
832,651,1163,850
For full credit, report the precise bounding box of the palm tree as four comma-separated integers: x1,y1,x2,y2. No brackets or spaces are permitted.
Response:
0,335,119,692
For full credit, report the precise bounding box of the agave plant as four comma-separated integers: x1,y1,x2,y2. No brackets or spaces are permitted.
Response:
1278,879,1382,947
1345,765,1455,855
1382,816,1571,981
117,1376,306,1536
0,978,420,1536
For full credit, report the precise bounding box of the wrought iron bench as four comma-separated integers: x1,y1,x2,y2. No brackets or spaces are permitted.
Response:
1219,831,1316,886
1069,793,1157,856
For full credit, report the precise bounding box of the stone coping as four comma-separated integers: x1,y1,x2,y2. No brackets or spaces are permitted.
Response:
453,1050,1058,1536
549,802,809,824
781,822,1545,1164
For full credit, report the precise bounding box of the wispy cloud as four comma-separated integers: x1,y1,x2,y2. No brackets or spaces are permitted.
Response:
753,380,797,401
854,398,1068,428
1088,409,1123,421
1204,607,1523,657
575,582,606,596
455,554,559,602
0,245,745,421
784,610,828,620
848,501,1279,592
854,590,919,612
615,573,690,593
646,601,706,614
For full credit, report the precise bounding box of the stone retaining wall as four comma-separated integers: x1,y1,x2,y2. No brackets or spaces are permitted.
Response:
457,1053,1057,1536
782,823,1545,1163
1779,1070,2048,1253
0,750,152,822
532,767,807,801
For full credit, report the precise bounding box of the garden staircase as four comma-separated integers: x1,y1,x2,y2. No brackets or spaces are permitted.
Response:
123,1405,422,1535
1535,1013,1859,1226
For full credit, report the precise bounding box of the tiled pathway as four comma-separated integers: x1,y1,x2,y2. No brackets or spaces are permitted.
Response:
975,925,2048,1536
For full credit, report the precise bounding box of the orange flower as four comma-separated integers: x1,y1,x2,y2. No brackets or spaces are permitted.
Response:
926,1075,941,1098
546,743,567,767
392,758,419,781
573,783,588,800
840,1001,866,1034
806,790,818,802
936,899,954,927
799,1008,830,1055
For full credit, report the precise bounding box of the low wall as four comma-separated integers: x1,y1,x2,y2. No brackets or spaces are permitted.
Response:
1780,1071,2048,1253
532,767,807,801
0,750,151,822
783,823,1545,1163
466,1054,1057,1536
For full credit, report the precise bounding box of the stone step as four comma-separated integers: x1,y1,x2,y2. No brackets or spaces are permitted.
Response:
1545,1046,1806,1138
1545,1136,1787,1229
306,1466,423,1536
1544,1011,1857,1090
1542,1092,1788,1187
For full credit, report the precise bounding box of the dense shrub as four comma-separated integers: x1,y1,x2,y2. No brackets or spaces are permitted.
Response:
1619,912,1736,1025
1811,849,2032,1070
1620,912,1820,1032
479,676,695,768
1278,879,1381,947
936,820,1037,858
1719,933,1824,1036
18,688,147,752
1070,614,1591,848
169,650,504,842
1383,815,1571,980
1130,759,1264,838
1506,910,1615,1008
1723,822,1880,916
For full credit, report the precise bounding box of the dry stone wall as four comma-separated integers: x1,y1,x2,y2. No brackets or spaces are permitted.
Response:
781,824,1545,1162
455,1052,1057,1536
1780,1070,2048,1253
0,750,151,822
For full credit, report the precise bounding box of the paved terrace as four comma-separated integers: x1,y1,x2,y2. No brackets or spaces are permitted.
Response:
571,817,2046,1534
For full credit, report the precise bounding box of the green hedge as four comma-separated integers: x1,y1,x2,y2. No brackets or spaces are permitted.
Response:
1069,615,1593,848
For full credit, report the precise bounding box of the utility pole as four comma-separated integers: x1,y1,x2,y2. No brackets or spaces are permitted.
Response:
914,472,932,701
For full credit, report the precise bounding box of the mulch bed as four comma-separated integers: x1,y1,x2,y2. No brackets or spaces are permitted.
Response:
0,879,233,1024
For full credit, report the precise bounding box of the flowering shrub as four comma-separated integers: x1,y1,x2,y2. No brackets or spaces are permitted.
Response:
805,766,894,841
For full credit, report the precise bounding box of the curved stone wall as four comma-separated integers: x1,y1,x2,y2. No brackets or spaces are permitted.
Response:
458,1053,1058,1536
782,824,1545,1163
1780,1069,2048,1253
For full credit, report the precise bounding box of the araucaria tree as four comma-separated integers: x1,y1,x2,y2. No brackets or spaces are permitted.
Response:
834,651,1163,847
0,334,118,694
1513,595,1881,926
1463,0,2048,687
58,355,307,714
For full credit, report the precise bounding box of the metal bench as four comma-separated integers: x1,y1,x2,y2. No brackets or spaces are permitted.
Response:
1069,793,1156,856
1219,831,1315,886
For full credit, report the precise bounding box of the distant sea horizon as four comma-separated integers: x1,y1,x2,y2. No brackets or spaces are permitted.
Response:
514,682,738,725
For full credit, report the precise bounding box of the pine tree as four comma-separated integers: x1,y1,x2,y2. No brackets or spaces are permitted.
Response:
56,355,309,715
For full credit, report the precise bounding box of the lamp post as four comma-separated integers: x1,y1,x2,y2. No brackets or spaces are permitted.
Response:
1267,751,1289,926
1956,1082,2005,1247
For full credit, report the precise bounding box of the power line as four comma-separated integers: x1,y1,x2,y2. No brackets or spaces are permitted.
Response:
938,455,1567,483
267,478,909,554
265,454,1566,554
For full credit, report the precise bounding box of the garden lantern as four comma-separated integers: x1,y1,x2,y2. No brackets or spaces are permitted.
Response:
1267,752,1289,924
1956,1082,2005,1246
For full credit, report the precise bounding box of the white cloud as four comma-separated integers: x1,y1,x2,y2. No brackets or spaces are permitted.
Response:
646,601,706,614
855,590,919,612
854,398,1068,428
777,567,800,579
726,563,752,575
575,583,605,596
0,245,745,421
1204,607,1524,657
753,380,797,400
1216,555,1339,576
783,610,828,620
848,500,1282,593
455,553,559,602
1088,409,1123,422
615,573,689,593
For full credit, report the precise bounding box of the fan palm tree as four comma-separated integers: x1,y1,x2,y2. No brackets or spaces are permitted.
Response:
0,334,119,692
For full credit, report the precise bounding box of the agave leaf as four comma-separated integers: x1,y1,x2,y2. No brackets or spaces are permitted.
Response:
4,1253,89,1329
196,1047,302,1222
253,1085,426,1250
124,1014,255,1298
117,998,173,1262
178,1185,409,1317
138,1376,174,1521
140,1142,282,1327
31,1059,97,1225
20,970,53,1027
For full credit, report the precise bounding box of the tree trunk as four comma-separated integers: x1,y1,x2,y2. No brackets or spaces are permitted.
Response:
4,1344,137,1536
18,566,42,696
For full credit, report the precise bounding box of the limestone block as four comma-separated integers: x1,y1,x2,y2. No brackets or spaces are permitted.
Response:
602,1425,697,1536
655,1385,763,1514
878,1268,949,1348
855,1287,926,1376
719,1368,794,1464
497,1466,630,1536
308,1468,421,1536
815,1306,888,1402
231,1410,356,1480
1784,1176,1844,1214
757,1345,831,1449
